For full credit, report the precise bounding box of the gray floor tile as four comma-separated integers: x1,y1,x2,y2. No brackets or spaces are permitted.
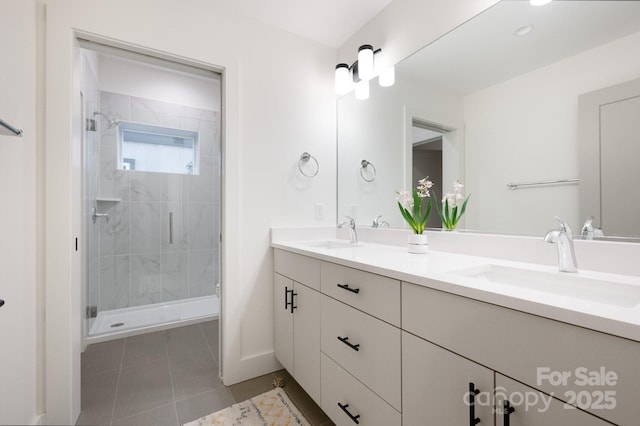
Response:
175,388,235,426
165,324,210,358
122,331,167,367
80,320,332,426
113,357,174,421
77,370,119,425
112,403,179,426
227,373,276,403
82,339,125,377
171,353,225,402
198,320,218,353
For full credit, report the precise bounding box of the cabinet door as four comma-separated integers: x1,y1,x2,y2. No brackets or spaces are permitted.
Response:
403,331,494,426
293,282,321,403
495,374,611,426
274,273,293,373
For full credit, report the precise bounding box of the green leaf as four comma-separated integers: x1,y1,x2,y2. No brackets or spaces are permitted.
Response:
412,190,421,223
459,194,470,217
421,198,432,226
398,202,416,229
444,198,451,226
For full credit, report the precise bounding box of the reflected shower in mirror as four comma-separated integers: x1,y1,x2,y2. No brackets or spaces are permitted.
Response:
337,0,640,239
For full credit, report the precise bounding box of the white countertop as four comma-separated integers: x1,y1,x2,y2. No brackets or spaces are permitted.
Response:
272,239,640,343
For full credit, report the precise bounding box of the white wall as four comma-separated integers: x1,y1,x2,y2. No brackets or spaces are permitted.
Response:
464,30,640,235
0,1,39,425
44,0,336,423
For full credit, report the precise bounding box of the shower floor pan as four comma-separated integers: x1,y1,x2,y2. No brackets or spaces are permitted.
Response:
86,295,219,344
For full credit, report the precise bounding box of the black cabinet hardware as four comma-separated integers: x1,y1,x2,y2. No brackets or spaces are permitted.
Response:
285,286,292,310
0,299,4,308
290,290,297,313
337,283,360,294
338,402,360,424
337,336,360,351
503,401,515,426
469,382,481,425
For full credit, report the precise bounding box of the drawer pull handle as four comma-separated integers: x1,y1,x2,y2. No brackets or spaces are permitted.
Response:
284,287,297,313
503,401,515,426
469,382,481,425
337,336,360,351
0,299,4,308
285,286,292,310
337,283,360,294
338,402,360,424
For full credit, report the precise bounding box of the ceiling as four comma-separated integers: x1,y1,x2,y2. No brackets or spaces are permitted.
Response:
223,0,394,48
399,0,640,95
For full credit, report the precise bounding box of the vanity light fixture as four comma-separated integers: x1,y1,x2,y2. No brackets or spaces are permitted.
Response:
358,44,375,80
378,66,395,87
335,44,395,98
355,80,370,100
530,0,552,5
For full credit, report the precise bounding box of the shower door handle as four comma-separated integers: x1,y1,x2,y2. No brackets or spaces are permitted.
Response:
169,212,174,244
92,207,109,224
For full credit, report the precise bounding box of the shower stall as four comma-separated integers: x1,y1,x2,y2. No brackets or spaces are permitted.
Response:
81,44,221,343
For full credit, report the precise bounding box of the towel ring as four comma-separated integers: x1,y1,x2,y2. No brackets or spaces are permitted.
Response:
360,159,376,182
298,152,319,177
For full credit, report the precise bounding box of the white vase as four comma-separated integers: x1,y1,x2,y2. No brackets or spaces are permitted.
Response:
408,233,428,254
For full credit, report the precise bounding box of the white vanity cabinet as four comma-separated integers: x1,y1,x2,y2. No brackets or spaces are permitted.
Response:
272,246,639,425
273,250,321,403
403,281,636,425
402,331,494,425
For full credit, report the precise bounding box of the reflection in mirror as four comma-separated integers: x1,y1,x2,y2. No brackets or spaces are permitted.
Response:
337,0,640,239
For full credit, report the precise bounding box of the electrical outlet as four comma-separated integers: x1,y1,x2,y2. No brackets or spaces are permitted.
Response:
315,203,324,220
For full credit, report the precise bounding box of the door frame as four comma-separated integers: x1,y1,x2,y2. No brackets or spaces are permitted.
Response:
45,27,227,424
578,77,640,233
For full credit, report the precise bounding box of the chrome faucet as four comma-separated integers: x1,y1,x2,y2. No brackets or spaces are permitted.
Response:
544,216,578,273
581,216,604,240
338,216,358,243
372,215,390,228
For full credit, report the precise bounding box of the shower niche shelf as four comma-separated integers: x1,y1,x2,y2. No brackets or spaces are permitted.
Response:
96,197,122,203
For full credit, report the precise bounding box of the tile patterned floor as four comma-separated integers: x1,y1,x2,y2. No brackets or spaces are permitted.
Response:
77,320,334,426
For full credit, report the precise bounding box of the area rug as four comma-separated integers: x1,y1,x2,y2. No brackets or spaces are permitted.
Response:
184,387,310,426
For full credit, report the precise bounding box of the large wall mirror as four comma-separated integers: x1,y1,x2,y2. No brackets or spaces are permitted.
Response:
337,0,640,239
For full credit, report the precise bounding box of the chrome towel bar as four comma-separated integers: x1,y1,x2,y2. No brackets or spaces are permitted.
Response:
0,118,23,137
506,178,579,190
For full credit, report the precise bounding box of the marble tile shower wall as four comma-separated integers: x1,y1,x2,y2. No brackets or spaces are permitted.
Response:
93,91,220,311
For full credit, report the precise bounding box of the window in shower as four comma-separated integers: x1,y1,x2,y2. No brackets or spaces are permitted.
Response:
118,121,199,175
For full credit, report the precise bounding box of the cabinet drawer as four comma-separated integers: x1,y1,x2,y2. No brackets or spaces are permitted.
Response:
402,281,640,426
321,353,401,426
321,261,400,326
321,295,401,410
274,249,320,290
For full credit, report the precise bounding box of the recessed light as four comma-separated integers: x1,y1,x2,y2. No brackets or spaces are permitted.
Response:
530,0,552,6
514,25,534,36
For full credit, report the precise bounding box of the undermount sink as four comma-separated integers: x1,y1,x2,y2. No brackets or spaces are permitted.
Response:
302,240,360,250
452,264,640,308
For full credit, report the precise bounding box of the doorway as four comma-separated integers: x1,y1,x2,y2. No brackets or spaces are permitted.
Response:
78,41,222,347
411,119,445,228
